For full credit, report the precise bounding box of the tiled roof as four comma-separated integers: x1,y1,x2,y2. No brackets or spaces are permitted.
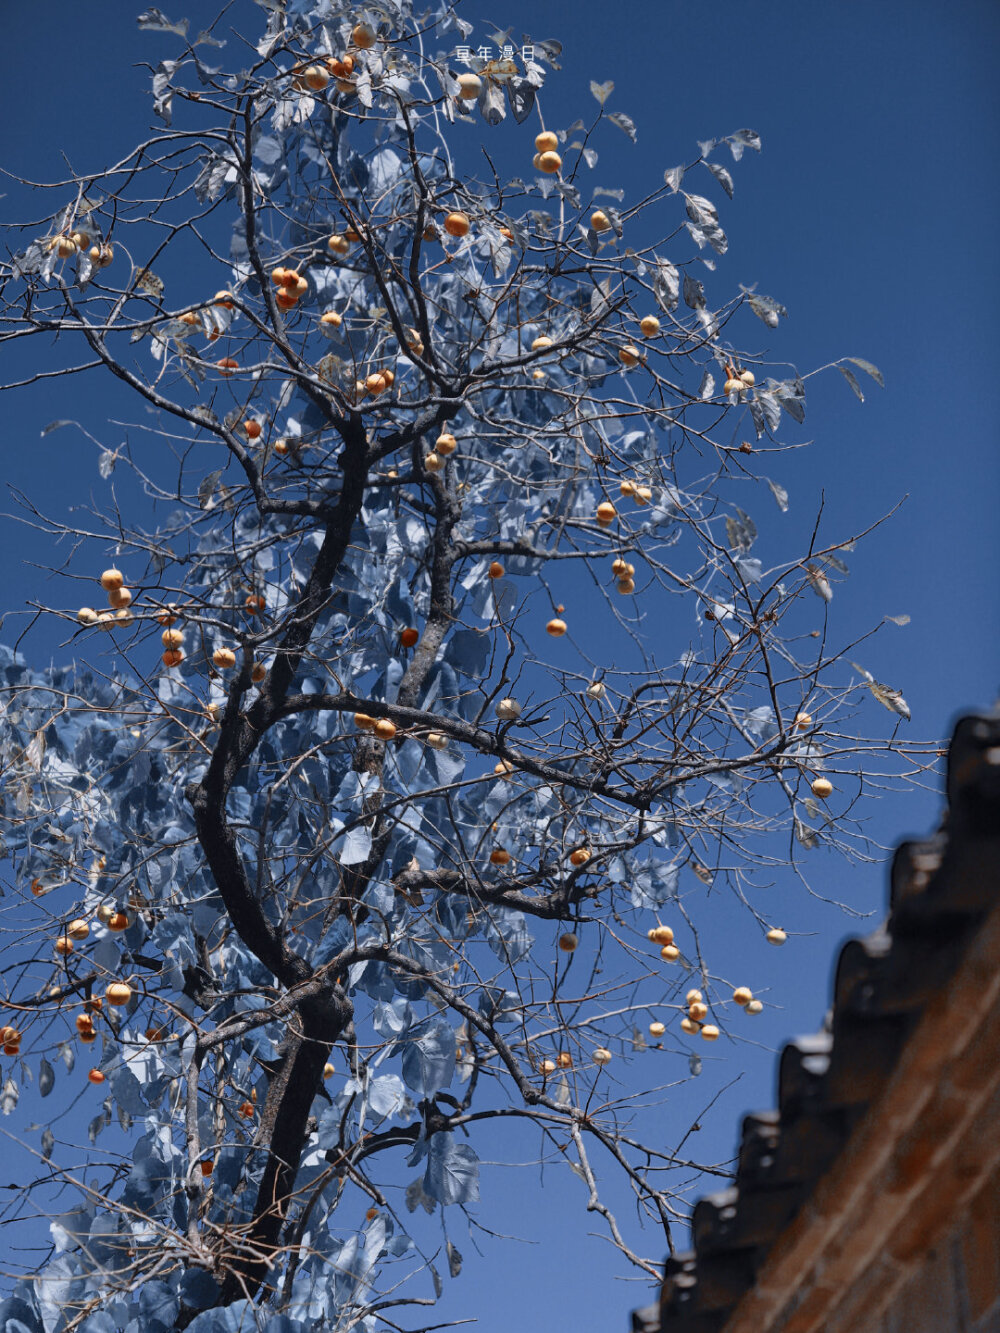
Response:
634,710,1000,1333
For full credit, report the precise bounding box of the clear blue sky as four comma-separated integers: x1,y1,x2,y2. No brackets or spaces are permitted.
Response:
0,3,997,1330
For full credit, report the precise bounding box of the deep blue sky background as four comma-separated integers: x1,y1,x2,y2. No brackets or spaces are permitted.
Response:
1,2,998,1330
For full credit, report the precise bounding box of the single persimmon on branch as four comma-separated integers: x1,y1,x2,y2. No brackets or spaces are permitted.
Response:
0,2,937,1329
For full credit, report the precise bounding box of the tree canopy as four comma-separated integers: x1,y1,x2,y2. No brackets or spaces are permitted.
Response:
0,3,931,1330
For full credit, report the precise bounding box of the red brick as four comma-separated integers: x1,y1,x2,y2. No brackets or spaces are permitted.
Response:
960,1161,1000,1321
884,1243,960,1333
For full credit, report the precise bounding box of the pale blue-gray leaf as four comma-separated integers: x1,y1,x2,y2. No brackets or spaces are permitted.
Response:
38,1057,54,1098
255,135,283,166
109,1066,147,1115
179,1269,220,1310
401,1021,454,1097
340,825,372,866
139,1281,179,1329
744,705,778,742
368,1073,407,1118
423,1133,480,1206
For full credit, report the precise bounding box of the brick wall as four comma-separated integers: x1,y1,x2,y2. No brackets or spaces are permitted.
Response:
849,1159,1000,1333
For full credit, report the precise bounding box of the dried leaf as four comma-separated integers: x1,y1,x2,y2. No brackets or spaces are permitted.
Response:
137,8,189,36
728,128,762,158
25,731,46,771
653,259,680,312
868,680,911,721
589,79,613,105
41,1127,55,1161
607,111,637,142
817,552,850,576
40,420,75,437
754,390,781,433
447,1240,463,1277
589,277,613,319
75,249,95,289
794,817,817,849
1,1079,18,1115
134,268,165,299
153,60,176,126
845,356,884,388
506,77,537,124
684,194,727,254
884,614,910,626
683,273,705,310
198,469,223,510
725,508,757,553
316,353,342,384
766,478,789,512
837,364,864,402
743,288,787,328
805,564,833,602
405,1176,436,1215
773,377,806,424
704,160,734,198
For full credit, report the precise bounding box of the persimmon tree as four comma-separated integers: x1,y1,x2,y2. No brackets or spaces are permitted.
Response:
0,2,929,1330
